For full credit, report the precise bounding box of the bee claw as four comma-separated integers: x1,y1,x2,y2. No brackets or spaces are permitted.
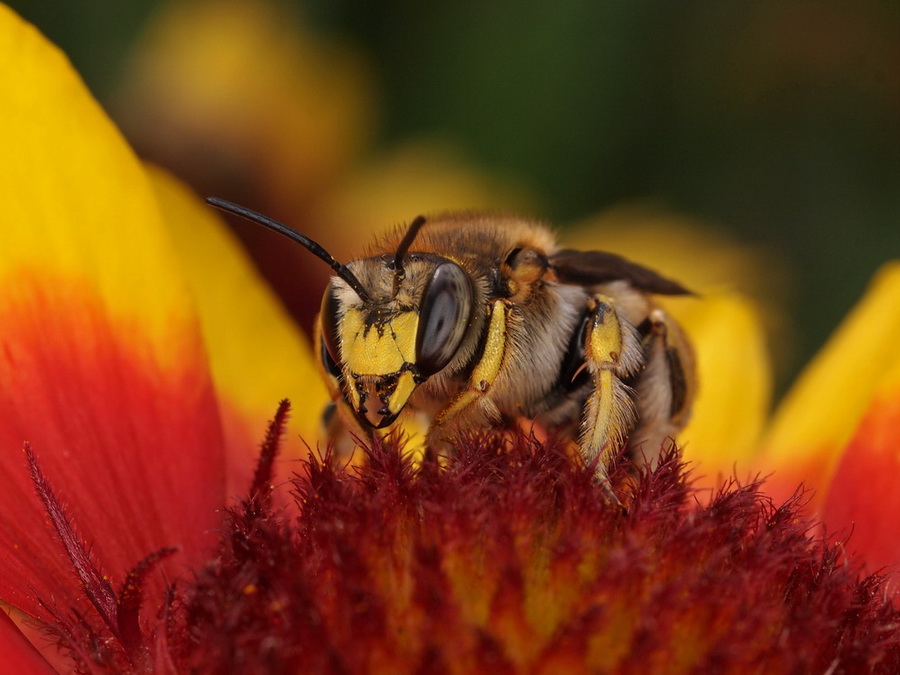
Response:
593,475,626,513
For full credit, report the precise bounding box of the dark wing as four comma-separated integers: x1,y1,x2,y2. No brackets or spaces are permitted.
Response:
549,249,692,296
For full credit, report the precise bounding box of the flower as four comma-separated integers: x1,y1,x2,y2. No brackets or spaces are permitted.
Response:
175,427,900,673
2,5,900,673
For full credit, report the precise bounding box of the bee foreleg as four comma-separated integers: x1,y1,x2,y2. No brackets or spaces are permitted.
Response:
429,299,509,440
628,308,695,467
579,296,643,482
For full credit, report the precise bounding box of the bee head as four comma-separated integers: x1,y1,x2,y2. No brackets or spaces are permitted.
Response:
319,239,474,429
204,198,473,429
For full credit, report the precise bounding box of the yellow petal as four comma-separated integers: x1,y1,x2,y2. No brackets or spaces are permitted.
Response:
758,262,900,508
147,165,329,491
665,292,773,487
0,4,194,359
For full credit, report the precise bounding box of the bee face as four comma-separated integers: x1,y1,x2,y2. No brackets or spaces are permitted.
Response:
319,254,475,428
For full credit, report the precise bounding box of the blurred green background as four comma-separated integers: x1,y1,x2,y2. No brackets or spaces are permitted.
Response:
8,0,899,389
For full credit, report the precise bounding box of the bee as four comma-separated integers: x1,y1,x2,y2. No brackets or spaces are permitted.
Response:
207,199,696,489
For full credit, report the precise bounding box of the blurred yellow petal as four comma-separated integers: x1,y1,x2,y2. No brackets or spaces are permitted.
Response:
308,140,535,261
758,262,900,508
116,0,374,212
665,292,772,487
148,165,329,492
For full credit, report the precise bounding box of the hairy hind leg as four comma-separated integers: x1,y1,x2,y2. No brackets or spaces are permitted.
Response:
627,308,696,467
578,296,644,486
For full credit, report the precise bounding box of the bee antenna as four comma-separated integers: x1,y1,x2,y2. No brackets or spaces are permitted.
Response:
391,215,426,293
206,197,372,302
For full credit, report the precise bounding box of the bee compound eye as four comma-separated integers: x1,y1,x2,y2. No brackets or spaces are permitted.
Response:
415,262,474,378
318,283,342,377
319,333,342,379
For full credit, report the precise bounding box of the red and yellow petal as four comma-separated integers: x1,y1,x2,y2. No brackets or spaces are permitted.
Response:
758,262,900,510
822,346,900,573
0,6,224,622
148,165,328,494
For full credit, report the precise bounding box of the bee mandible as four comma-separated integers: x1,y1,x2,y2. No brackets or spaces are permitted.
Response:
207,199,696,487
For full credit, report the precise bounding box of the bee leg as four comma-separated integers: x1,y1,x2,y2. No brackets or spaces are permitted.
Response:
579,296,644,492
628,308,696,467
428,299,509,447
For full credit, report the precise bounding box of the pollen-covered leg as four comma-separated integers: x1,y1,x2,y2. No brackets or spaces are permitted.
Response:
628,308,696,466
579,296,643,480
428,299,509,444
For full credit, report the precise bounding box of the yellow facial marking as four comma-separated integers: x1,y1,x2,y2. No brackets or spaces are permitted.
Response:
341,309,419,376
388,370,418,415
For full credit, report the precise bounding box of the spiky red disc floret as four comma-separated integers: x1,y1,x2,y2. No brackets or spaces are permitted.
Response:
175,429,900,674
23,403,900,673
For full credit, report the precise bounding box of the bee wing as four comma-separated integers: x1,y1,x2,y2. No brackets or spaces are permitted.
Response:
549,249,692,295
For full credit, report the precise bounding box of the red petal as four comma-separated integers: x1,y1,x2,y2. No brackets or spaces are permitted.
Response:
0,277,226,622
0,611,56,674
823,387,900,575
